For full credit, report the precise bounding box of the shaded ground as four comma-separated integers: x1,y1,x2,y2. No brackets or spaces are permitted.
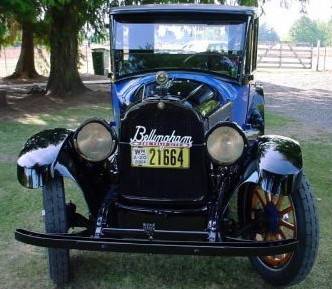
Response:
0,73,107,85
0,74,110,122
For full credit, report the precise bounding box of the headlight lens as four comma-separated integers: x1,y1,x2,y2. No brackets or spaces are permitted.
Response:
75,120,116,162
207,124,245,165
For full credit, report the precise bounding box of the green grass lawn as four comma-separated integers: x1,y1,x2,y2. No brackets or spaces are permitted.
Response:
0,107,331,289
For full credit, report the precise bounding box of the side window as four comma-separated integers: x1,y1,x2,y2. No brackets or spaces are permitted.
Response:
245,21,253,75
252,18,259,71
245,18,259,76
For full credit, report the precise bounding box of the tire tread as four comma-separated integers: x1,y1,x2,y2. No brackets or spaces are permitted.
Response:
42,176,70,287
289,176,319,285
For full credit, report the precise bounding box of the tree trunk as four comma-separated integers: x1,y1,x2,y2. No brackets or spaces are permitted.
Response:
46,7,86,97
6,21,39,79
0,90,7,108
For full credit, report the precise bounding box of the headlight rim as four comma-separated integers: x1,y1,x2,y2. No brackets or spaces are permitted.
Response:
205,121,247,165
73,118,117,162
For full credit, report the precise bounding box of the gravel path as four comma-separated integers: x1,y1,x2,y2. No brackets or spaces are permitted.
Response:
256,70,332,138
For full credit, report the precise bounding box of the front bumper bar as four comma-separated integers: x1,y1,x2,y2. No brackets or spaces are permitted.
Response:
15,229,298,257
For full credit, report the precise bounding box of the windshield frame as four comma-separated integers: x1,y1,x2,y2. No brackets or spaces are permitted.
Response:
110,13,250,82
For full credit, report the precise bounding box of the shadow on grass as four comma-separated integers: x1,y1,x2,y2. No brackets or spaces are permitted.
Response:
68,252,270,289
0,88,110,123
0,105,113,158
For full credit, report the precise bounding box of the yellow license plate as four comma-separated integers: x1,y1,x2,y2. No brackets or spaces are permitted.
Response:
131,146,190,169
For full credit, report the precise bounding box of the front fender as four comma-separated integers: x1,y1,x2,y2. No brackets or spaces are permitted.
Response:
258,135,302,174
17,128,73,189
257,135,303,195
17,127,114,216
237,135,303,196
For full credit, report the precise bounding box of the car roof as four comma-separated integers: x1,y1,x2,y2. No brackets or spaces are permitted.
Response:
111,4,257,17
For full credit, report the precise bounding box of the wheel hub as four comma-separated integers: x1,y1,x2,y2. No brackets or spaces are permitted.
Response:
264,202,280,233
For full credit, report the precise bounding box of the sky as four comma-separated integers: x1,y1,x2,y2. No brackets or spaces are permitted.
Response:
260,0,332,38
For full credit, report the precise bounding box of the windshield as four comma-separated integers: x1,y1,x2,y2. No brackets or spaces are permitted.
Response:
113,19,246,79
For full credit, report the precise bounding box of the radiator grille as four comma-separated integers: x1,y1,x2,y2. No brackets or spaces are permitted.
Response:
119,100,208,201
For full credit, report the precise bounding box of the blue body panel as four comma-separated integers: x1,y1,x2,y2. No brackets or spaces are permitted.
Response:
111,71,250,131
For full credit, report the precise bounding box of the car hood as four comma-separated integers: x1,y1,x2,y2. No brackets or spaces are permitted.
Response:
111,71,249,129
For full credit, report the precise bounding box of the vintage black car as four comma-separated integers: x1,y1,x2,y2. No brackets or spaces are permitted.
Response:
15,4,319,287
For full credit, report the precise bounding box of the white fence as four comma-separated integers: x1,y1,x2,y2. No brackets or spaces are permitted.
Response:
257,42,332,71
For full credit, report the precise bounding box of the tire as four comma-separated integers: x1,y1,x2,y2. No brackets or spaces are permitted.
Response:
42,176,70,287
238,175,319,287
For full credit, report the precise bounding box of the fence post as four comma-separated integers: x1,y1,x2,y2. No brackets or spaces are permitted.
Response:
4,48,8,75
310,44,313,69
279,42,282,68
316,40,320,71
86,44,89,74
323,47,327,72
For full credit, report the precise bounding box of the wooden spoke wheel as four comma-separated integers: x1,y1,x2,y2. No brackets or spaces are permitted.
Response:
238,176,319,286
250,187,297,269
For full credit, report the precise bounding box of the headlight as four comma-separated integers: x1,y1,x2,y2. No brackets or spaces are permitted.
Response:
74,119,117,162
206,123,246,165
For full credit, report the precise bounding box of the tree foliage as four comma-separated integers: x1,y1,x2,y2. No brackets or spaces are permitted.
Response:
0,15,21,49
0,1,44,78
328,18,332,46
290,16,331,46
259,23,279,43
0,1,41,34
